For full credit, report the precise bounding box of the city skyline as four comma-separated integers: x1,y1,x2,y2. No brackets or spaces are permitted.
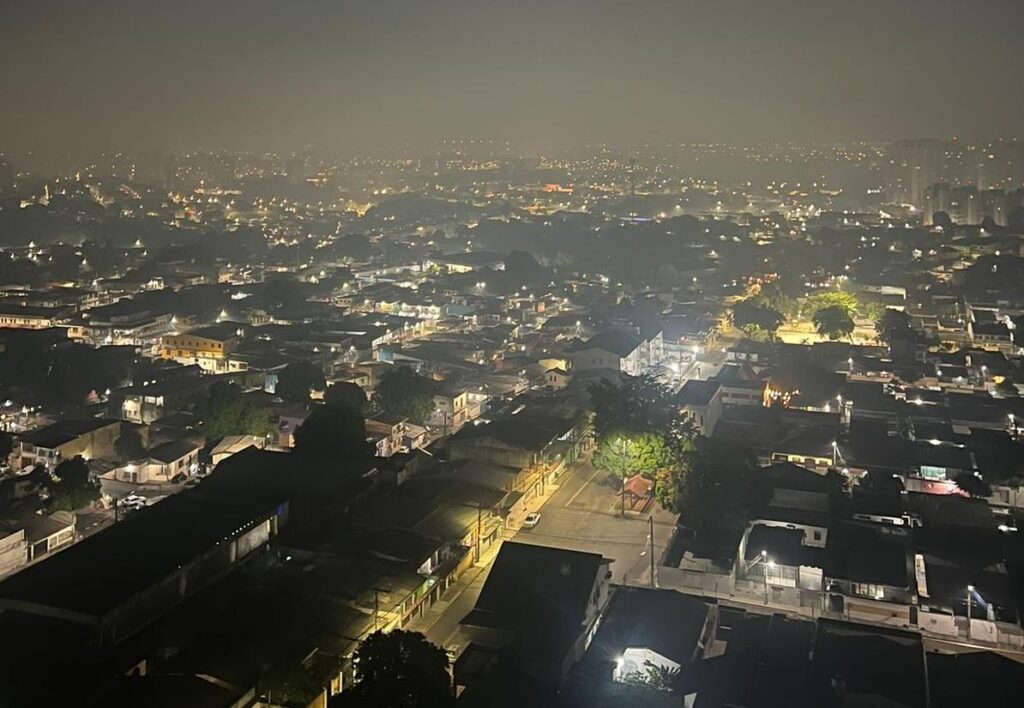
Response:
3,0,1024,165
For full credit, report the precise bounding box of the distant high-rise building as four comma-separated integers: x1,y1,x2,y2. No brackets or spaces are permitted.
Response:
924,183,952,225
889,139,944,206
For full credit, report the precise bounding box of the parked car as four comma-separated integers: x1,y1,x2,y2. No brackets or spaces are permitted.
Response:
522,512,541,529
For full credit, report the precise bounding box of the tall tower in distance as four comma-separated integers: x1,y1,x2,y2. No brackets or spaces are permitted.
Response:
889,139,944,207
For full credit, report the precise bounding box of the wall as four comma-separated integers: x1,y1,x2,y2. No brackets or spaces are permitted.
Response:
0,529,27,577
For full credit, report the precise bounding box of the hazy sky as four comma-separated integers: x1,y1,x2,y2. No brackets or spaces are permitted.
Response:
2,0,1022,161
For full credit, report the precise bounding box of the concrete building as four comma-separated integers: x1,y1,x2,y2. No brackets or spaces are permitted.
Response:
0,492,287,646
16,419,123,472
160,324,242,373
458,543,612,686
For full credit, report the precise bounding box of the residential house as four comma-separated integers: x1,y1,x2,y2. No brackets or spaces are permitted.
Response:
568,331,646,376
110,439,202,484
677,380,723,436
160,324,243,373
16,419,123,471
366,412,408,458
458,543,612,686
0,504,76,576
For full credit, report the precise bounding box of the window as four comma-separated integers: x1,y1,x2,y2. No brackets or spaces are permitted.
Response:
852,583,885,600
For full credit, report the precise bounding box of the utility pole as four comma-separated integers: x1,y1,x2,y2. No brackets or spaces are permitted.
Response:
966,585,974,640
374,588,380,632
649,515,655,589
476,504,482,563
764,560,769,604
620,438,628,517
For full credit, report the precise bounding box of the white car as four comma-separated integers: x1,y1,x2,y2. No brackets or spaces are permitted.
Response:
522,513,541,529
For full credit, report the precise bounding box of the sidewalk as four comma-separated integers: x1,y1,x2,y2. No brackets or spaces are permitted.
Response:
404,475,566,646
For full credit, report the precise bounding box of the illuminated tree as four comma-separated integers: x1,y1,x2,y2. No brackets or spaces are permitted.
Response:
812,305,855,341
805,290,858,319
593,430,671,482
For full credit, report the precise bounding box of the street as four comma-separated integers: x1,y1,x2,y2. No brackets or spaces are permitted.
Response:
513,456,677,585
407,455,679,652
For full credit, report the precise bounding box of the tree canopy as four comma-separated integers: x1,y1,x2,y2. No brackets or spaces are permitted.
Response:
48,456,99,511
588,374,674,439
115,426,146,462
812,305,855,341
593,430,672,481
372,367,436,424
293,402,371,461
341,629,452,708
954,471,992,498
196,381,273,440
805,290,859,320
0,432,13,462
325,381,369,414
875,308,914,346
276,361,327,402
732,298,785,341
661,438,764,537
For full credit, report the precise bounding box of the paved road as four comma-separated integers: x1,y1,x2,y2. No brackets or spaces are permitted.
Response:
409,456,679,652
420,562,492,649
514,457,678,585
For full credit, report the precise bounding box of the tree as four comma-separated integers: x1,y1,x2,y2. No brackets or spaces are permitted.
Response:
932,211,953,229
293,402,371,460
619,659,679,691
813,305,855,341
757,282,796,319
504,250,545,281
732,299,785,341
115,427,146,462
588,374,673,439
372,367,436,425
593,430,671,483
805,290,858,320
858,470,904,492
0,432,12,462
954,471,992,498
875,308,913,345
652,420,697,511
48,456,99,511
325,381,369,414
262,277,310,310
196,381,273,440
342,629,452,708
276,361,327,402
666,438,764,537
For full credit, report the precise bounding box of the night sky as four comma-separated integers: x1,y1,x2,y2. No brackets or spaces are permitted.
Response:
2,0,1022,160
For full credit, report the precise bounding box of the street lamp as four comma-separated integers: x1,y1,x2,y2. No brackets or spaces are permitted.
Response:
744,550,773,605
966,584,975,640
